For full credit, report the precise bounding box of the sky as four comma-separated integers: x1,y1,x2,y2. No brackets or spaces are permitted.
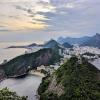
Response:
0,0,100,43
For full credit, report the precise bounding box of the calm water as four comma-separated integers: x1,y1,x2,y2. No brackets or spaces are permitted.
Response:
0,42,31,64
0,75,42,100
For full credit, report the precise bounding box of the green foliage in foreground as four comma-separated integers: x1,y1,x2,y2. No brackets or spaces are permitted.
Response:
38,56,100,100
0,88,27,100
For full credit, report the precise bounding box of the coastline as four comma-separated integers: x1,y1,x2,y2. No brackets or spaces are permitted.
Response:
0,71,44,100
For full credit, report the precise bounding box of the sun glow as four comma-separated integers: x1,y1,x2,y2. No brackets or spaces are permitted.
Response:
0,0,55,31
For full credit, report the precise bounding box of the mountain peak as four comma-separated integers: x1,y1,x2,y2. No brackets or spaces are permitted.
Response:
44,39,58,46
95,33,100,37
44,39,59,48
49,39,57,42
62,42,73,48
81,33,100,48
43,39,64,52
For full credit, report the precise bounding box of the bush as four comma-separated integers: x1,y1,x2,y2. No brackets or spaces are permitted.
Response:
0,88,27,100
40,92,58,100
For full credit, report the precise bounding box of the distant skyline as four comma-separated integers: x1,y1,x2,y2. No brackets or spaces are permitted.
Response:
0,0,100,43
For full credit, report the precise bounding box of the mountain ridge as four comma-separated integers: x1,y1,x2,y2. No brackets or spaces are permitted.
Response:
81,33,100,48
57,36,90,44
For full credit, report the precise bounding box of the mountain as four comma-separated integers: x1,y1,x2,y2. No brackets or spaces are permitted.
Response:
81,33,100,48
0,48,61,78
44,39,62,48
27,43,37,47
43,39,64,53
57,36,90,44
62,42,73,48
38,56,100,100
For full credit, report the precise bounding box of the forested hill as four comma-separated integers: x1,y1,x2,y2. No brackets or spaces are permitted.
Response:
38,56,100,100
0,48,61,77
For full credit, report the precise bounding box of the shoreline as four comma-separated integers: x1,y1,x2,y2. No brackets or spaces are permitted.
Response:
0,70,45,83
0,72,44,100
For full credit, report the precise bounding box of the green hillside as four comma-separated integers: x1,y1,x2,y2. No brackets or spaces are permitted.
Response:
38,56,100,100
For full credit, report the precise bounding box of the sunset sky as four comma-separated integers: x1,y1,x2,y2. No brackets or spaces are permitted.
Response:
0,0,100,43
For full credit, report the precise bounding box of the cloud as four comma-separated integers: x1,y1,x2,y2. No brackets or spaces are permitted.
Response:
44,0,100,34
32,14,50,21
0,0,100,38
0,0,55,31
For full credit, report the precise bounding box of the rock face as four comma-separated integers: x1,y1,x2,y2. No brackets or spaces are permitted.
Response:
46,75,64,97
38,57,100,100
0,48,61,78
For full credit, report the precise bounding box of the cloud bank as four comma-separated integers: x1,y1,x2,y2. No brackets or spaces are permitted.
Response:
0,0,100,41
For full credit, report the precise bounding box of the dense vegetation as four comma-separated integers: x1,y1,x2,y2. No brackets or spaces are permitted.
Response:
38,56,100,100
0,88,27,100
38,76,50,94
0,48,61,77
38,76,59,100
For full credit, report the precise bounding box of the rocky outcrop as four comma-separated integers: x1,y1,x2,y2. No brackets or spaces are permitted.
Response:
46,75,64,97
